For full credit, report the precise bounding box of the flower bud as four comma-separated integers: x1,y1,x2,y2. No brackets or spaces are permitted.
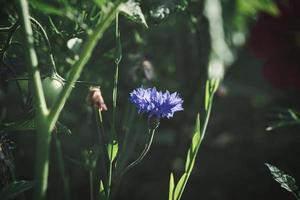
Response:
87,86,107,111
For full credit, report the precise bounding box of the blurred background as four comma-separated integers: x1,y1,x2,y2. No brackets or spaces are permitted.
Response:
1,0,300,199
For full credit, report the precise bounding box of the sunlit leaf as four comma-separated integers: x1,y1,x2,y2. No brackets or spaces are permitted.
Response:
168,173,175,200
98,180,106,199
119,0,148,28
0,181,33,200
237,0,279,17
266,163,299,193
174,173,187,200
107,140,118,162
204,80,210,111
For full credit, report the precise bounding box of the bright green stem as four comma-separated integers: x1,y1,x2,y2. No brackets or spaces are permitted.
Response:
175,97,214,200
48,1,123,132
17,1,51,200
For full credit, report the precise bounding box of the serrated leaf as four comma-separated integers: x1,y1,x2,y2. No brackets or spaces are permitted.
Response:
266,163,299,193
174,173,187,200
119,0,148,28
0,181,33,200
169,173,175,200
107,140,118,162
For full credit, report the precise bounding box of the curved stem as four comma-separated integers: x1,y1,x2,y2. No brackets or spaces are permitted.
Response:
120,127,157,177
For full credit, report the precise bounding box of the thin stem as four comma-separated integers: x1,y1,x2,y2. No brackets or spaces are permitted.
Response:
48,0,123,132
120,128,156,177
94,108,108,190
105,13,122,200
90,170,94,200
106,161,113,200
54,135,70,200
112,12,121,137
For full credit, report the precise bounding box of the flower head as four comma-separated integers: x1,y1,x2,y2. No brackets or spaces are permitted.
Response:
129,87,183,119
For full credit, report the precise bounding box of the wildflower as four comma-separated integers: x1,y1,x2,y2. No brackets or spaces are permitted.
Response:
87,86,107,111
129,87,183,119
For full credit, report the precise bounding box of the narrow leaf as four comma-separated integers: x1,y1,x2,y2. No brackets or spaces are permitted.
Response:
204,80,210,111
98,180,106,199
169,173,175,200
184,149,194,173
0,181,33,200
174,173,187,200
192,114,201,152
107,140,119,162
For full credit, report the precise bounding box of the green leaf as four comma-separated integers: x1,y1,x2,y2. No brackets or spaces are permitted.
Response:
0,181,33,200
237,0,279,17
119,0,148,28
98,180,106,199
192,114,201,152
204,80,210,111
174,173,187,200
168,173,175,200
94,0,107,8
107,140,118,162
29,0,64,16
266,163,299,193
185,114,201,172
184,149,194,173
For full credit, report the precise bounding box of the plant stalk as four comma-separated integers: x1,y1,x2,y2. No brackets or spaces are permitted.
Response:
17,1,51,200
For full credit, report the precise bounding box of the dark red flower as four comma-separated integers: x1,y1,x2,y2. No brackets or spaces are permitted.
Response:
249,0,300,90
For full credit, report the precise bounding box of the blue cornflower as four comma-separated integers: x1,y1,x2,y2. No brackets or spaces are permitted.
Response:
129,87,184,119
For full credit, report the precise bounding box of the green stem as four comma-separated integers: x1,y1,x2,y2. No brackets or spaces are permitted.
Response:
120,127,157,177
48,0,123,132
90,170,94,200
17,1,51,200
175,96,214,200
17,0,48,115
94,108,108,191
106,161,113,200
106,13,122,200
54,136,70,200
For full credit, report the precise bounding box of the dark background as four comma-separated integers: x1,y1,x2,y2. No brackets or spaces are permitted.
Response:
1,0,300,200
